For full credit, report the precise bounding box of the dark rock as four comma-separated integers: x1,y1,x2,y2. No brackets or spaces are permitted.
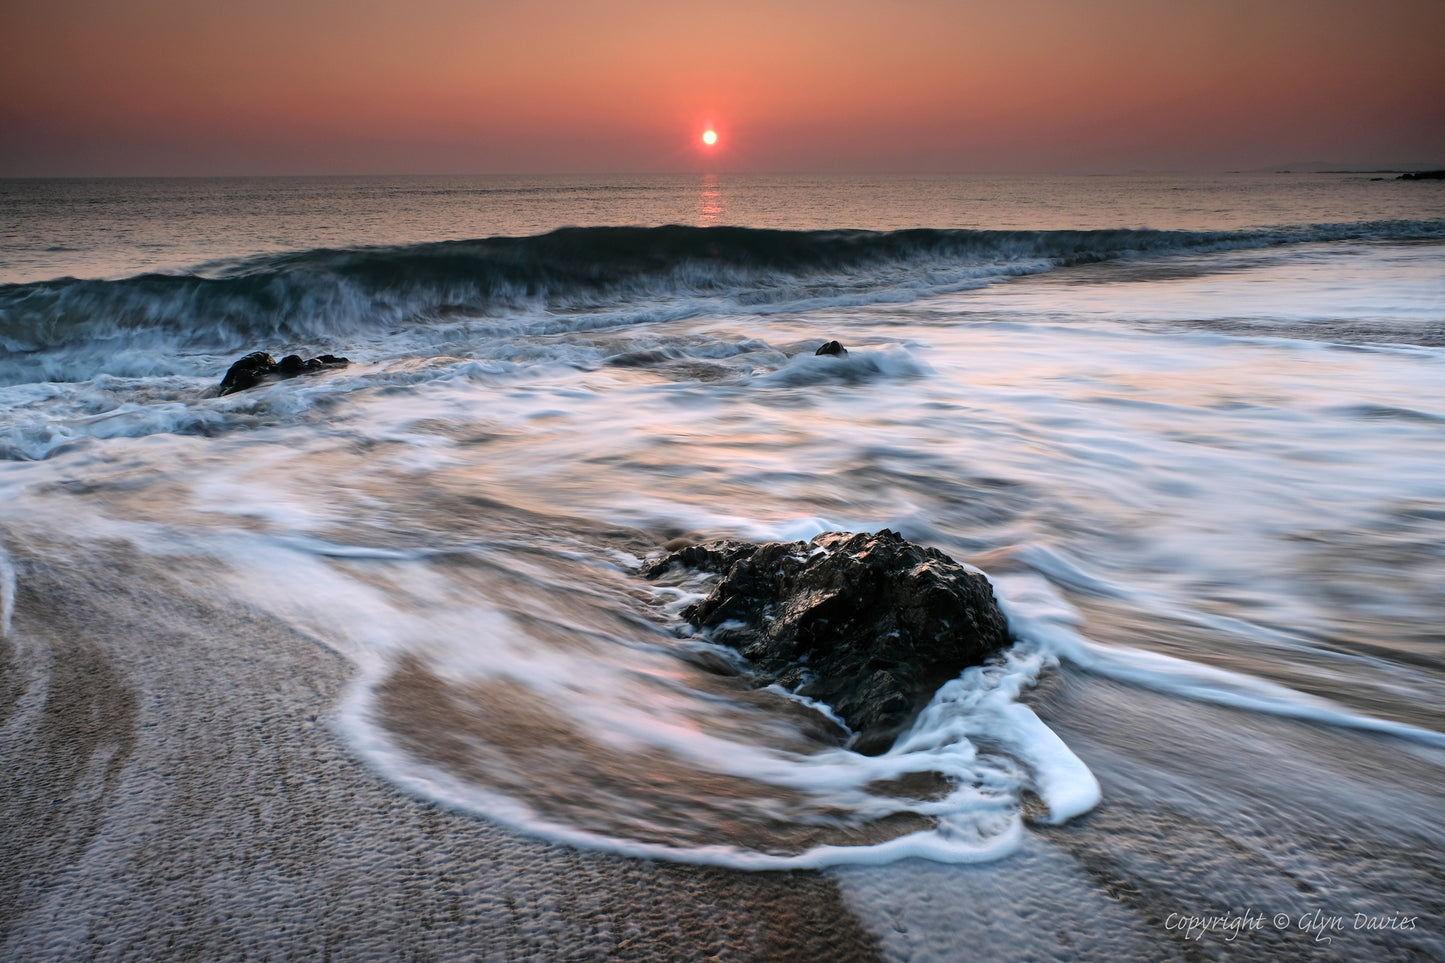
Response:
218,352,278,395
815,340,849,356
1397,170,1445,180
218,351,350,396
646,529,1011,754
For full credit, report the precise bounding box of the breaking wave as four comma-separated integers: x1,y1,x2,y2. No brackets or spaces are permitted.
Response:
4,221,1441,370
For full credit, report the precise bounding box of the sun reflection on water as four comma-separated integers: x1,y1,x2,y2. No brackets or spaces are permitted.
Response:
698,173,723,225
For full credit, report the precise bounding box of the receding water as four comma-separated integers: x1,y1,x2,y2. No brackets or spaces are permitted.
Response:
2,172,1442,959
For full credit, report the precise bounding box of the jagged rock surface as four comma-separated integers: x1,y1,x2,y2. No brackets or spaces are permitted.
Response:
218,351,350,396
646,529,1011,754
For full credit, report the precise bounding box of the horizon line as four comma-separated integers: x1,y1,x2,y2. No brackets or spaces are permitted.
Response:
3,165,1442,182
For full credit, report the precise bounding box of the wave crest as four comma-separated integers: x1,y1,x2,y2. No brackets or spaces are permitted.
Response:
5,221,1440,372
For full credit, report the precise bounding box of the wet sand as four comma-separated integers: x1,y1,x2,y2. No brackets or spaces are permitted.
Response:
0,540,880,961
3,534,1443,961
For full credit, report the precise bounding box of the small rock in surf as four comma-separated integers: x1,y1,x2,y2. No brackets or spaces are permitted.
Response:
815,340,849,356
646,529,1011,755
218,351,350,396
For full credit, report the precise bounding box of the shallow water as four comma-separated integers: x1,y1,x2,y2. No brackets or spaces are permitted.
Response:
2,173,1443,956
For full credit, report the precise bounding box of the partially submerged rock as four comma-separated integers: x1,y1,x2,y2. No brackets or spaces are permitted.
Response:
646,529,1011,754
815,340,848,356
219,351,349,396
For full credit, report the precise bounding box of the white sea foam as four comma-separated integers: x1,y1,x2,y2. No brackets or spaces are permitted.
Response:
336,650,1056,869
1,203,1440,877
133,503,1094,868
996,569,1445,752
1058,632,1445,750
338,664,1032,870
748,343,931,387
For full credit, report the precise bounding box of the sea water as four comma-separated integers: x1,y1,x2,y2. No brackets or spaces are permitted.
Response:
2,173,1443,876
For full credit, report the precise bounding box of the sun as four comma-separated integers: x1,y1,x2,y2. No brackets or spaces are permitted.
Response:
701,129,718,146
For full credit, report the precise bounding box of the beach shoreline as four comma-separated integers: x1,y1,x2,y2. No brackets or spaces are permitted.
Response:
0,535,882,961
2,176,1442,960
4,531,1441,961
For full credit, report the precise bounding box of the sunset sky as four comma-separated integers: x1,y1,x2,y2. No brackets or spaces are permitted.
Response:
2,0,1442,177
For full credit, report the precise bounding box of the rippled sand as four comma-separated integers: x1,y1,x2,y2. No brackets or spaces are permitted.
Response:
0,541,880,961
4,536,1441,961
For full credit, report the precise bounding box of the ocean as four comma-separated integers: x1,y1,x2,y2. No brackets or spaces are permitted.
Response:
2,172,1443,960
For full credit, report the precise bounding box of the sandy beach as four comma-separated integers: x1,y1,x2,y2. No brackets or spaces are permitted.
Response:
4,530,1442,961
3,173,1443,961
0,536,882,961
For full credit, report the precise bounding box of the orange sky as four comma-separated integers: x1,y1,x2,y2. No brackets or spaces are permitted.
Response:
2,0,1441,176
